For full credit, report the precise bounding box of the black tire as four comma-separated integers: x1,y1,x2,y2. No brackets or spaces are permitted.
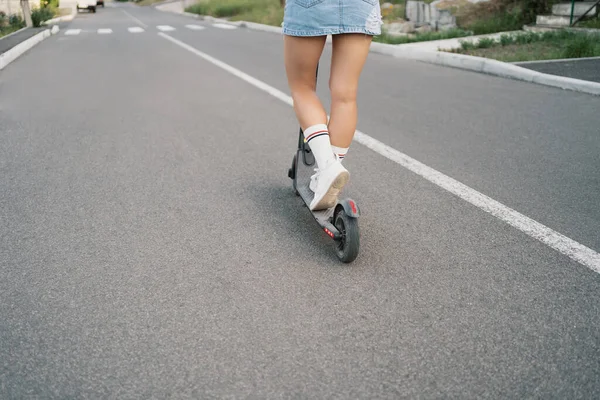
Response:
334,209,359,263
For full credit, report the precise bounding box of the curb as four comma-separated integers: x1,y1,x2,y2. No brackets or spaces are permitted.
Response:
0,26,60,71
373,45,600,96
155,7,600,96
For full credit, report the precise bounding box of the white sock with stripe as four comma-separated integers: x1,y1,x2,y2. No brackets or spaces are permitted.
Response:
331,145,349,162
304,124,335,170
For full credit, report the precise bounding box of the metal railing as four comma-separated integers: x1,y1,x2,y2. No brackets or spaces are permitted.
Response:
570,0,600,26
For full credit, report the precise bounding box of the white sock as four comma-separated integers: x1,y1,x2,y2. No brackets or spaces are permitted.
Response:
304,124,335,170
331,145,349,162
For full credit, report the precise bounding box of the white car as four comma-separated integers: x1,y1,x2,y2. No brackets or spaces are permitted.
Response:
76,0,97,13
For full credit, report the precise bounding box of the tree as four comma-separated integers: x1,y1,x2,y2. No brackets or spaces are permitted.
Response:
20,0,33,27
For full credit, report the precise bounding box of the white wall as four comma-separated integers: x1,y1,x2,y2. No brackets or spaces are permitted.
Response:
1,0,42,17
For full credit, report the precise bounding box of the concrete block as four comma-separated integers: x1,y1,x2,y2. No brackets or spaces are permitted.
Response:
552,2,597,17
406,1,429,23
536,15,571,26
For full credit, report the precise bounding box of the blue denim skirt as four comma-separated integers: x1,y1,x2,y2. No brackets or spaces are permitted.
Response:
283,0,383,37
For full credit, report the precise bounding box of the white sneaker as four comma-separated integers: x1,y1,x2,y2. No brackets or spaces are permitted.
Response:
309,168,319,192
309,154,343,193
309,160,349,211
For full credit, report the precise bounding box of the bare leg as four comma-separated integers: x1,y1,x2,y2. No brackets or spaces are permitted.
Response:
328,34,373,148
283,35,328,130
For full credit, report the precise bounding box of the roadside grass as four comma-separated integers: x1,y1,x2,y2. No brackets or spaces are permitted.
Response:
460,10,524,34
374,28,472,44
449,30,600,62
0,24,23,39
186,0,283,26
577,17,600,29
0,13,26,38
136,0,167,6
455,0,560,34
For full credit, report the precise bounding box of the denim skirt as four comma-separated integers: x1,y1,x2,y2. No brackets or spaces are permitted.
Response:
283,0,383,37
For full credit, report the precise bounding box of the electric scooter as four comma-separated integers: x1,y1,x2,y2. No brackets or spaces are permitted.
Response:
287,64,360,263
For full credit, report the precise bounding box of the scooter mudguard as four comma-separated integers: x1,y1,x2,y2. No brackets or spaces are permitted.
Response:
336,198,360,219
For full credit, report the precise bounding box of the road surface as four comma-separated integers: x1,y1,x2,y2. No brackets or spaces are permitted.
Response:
515,57,600,84
1,2,599,398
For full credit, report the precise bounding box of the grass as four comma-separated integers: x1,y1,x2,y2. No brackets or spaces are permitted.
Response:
0,24,23,39
136,0,166,6
454,0,562,35
374,28,472,44
449,30,600,62
577,17,600,29
186,0,283,26
461,10,524,35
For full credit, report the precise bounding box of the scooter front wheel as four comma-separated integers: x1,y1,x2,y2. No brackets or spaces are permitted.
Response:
334,209,359,263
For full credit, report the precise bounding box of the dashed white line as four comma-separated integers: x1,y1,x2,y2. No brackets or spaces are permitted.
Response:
213,23,237,30
64,29,81,35
128,27,145,33
98,28,112,34
185,24,205,31
157,32,600,275
157,25,175,32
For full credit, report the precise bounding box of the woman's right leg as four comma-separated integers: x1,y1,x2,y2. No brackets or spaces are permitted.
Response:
327,33,373,161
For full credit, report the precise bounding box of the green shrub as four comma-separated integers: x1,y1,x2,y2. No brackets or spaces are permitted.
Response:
514,31,538,44
562,33,598,58
9,14,24,27
464,11,523,35
499,34,514,46
31,7,54,27
476,37,495,48
460,40,476,50
187,0,254,18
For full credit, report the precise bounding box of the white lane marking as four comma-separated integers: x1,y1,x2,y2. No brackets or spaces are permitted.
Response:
185,24,205,31
128,27,145,33
213,23,237,30
64,29,81,35
121,9,148,28
157,32,600,275
98,29,113,34
157,25,176,32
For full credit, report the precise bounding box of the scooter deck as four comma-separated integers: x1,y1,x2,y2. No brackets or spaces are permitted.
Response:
296,178,341,240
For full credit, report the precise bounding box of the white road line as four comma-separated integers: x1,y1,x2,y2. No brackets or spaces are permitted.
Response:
185,24,205,31
98,29,113,34
213,23,237,30
64,29,81,35
157,25,175,32
121,9,148,28
157,32,600,275
128,27,145,33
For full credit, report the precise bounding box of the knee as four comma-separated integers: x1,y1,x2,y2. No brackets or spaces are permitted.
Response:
329,80,357,105
290,81,316,101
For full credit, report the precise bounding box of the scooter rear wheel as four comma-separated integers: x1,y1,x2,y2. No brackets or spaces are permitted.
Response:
334,209,359,263
288,155,299,196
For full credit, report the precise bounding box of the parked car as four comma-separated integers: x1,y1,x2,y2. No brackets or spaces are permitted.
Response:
76,0,97,13
97,0,104,7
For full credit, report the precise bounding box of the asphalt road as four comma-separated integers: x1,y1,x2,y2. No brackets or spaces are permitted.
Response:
515,58,600,83
1,2,599,398
0,27,46,55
